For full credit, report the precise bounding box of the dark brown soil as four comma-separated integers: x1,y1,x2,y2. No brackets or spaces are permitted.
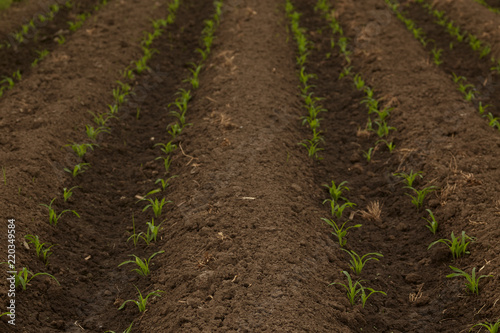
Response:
0,0,499,332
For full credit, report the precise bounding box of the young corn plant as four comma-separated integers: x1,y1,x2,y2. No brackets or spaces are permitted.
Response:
428,231,474,260
118,286,164,312
104,321,134,333
321,218,361,247
63,186,80,202
299,137,324,160
85,125,110,141
393,170,423,188
431,47,443,65
40,198,80,226
183,63,203,89
422,209,438,234
471,319,500,333
139,218,163,245
64,163,91,177
14,267,59,291
64,143,96,159
141,197,172,218
329,270,386,307
89,111,116,126
326,201,356,219
127,214,140,247
405,186,437,210
118,251,165,276
447,266,493,295
155,175,178,191
341,249,383,275
156,155,173,175
25,235,57,265
376,139,395,152
323,180,349,202
362,147,374,162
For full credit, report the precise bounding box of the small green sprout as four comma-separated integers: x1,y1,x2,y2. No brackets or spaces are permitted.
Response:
422,209,438,234
155,175,178,191
64,163,91,177
167,123,182,139
323,180,349,202
393,170,423,188
452,72,466,83
85,125,110,141
428,231,474,260
447,266,492,295
329,270,386,307
324,201,356,219
338,65,352,79
139,218,163,245
321,218,361,247
405,186,437,210
25,235,57,265
156,155,173,175
63,186,79,202
141,197,172,218
478,102,491,115
431,47,443,65
362,147,374,162
353,74,365,90
341,249,383,275
183,62,203,89
470,318,500,332
375,120,396,138
376,139,395,152
89,111,116,126
118,251,164,276
14,267,59,291
127,214,139,247
40,198,80,226
155,141,177,155
299,137,324,160
64,143,96,158
118,286,163,312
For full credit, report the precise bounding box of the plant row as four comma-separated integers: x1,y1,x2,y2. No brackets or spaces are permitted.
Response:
0,0,110,99
385,0,500,132
1,1,187,330
315,0,396,163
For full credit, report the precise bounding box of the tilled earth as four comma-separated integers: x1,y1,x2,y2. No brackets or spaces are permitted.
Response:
0,0,499,332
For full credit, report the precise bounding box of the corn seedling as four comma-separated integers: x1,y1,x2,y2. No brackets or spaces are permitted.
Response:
299,137,324,160
63,186,79,202
323,180,349,202
376,139,395,152
327,201,356,219
339,65,352,80
478,102,491,115
31,49,49,67
64,142,95,158
89,111,115,126
155,141,177,155
127,214,140,247
85,125,109,141
40,198,80,226
342,249,383,275
25,235,56,265
471,319,500,332
142,197,171,218
447,266,492,295
428,231,474,260
108,104,119,114
393,170,423,188
362,147,374,162
14,267,59,291
56,34,66,45
139,218,163,245
432,47,443,65
422,209,438,234
156,155,173,175
64,163,90,177
118,286,163,312
353,74,365,91
321,218,361,247
167,123,182,139
155,175,178,191
405,185,437,210
184,62,203,89
118,251,164,276
329,270,386,307
375,120,396,138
